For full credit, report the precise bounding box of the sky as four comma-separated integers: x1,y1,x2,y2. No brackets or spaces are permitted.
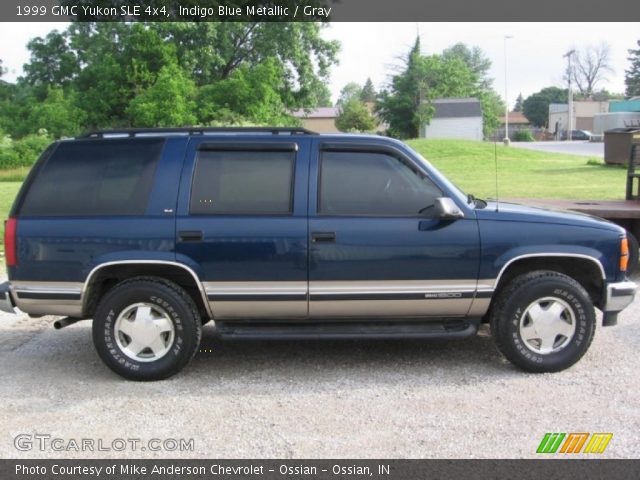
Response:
1,22,639,107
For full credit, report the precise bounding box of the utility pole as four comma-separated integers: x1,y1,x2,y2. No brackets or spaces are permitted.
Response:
563,49,576,141
503,35,513,146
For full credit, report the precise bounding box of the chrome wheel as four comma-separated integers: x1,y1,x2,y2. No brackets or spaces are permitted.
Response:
519,296,576,355
114,303,175,362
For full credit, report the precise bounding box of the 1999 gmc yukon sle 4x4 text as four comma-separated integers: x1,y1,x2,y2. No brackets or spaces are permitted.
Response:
0,127,637,380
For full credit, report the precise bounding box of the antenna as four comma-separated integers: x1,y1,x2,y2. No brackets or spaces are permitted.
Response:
494,139,500,212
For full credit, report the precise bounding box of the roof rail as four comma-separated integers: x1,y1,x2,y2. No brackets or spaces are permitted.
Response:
79,127,318,138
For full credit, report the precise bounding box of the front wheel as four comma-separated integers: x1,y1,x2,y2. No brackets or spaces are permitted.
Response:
92,277,202,381
490,271,596,373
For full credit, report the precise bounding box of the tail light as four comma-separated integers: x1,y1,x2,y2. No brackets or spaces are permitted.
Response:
4,217,17,267
620,237,629,273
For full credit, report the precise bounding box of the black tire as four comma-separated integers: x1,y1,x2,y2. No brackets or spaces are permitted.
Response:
92,277,202,381
490,270,596,373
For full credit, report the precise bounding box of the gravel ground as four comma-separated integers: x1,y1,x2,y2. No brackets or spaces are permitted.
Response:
0,270,638,459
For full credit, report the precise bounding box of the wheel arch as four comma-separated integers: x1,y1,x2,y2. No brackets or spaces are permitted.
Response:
81,261,212,319
491,254,606,310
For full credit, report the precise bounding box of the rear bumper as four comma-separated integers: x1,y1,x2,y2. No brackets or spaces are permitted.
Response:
603,280,637,313
0,281,16,314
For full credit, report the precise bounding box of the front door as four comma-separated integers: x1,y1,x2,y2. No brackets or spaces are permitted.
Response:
175,138,310,320
308,142,480,318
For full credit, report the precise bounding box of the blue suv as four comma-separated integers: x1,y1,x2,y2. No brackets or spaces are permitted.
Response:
1,128,636,380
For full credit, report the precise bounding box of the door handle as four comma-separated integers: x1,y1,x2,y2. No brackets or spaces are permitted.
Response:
311,232,336,243
179,230,203,242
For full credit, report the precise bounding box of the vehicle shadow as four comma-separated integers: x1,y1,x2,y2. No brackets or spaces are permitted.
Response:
0,321,524,395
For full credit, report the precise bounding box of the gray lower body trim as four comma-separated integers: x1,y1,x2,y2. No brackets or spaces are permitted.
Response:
10,281,83,317
206,280,495,319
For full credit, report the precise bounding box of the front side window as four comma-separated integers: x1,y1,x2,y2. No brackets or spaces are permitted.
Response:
190,149,294,215
319,150,442,216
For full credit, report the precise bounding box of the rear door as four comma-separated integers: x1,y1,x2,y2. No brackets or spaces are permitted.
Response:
308,141,481,319
175,137,310,320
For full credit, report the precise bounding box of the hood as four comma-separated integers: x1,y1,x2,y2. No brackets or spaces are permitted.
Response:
476,201,624,233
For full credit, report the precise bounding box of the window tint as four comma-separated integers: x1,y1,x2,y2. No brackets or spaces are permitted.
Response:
319,151,442,216
20,138,163,217
190,150,294,215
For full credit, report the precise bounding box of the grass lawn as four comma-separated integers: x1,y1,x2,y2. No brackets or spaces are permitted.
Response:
408,139,627,200
0,182,22,247
0,140,629,246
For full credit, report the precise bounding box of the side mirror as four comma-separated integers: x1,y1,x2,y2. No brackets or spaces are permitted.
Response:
433,197,464,219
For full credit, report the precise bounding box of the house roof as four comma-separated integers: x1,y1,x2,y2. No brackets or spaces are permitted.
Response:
499,111,530,124
292,107,339,119
432,98,482,119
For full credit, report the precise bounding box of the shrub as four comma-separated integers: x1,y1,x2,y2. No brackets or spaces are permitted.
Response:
513,129,535,142
0,133,52,169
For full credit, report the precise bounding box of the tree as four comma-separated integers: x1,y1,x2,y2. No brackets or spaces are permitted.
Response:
335,99,377,132
522,87,567,127
0,59,5,79
360,78,376,103
22,30,79,94
568,44,613,97
625,40,640,97
377,37,481,138
196,58,295,126
26,87,85,138
127,65,196,127
150,22,339,109
514,93,524,112
442,43,493,89
337,82,363,106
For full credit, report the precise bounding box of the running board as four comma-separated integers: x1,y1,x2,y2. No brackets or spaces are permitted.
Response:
215,319,479,340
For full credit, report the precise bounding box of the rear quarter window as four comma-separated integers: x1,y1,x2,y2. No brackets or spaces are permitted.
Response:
18,138,164,217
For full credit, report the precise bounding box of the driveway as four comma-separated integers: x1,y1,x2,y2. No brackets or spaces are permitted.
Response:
511,141,604,158
1,269,638,459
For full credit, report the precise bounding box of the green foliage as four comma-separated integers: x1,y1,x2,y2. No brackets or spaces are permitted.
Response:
127,64,196,127
197,58,296,126
0,59,5,79
522,87,567,127
513,129,535,142
26,87,85,138
0,133,52,169
442,43,493,90
2,22,337,138
377,38,502,139
337,82,363,106
335,99,377,133
514,93,523,112
625,40,640,97
360,78,376,103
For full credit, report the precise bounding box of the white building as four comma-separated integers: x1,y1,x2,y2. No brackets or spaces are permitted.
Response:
422,98,483,141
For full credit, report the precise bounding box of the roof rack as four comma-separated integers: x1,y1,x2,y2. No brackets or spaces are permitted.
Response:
80,127,318,138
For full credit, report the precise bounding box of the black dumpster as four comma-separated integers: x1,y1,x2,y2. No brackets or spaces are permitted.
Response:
604,127,640,165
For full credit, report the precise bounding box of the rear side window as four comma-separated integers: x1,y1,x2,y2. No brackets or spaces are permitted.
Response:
19,138,163,217
190,150,295,215
319,150,442,216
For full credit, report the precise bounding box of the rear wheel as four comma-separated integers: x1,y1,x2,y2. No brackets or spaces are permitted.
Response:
92,277,202,381
490,270,596,373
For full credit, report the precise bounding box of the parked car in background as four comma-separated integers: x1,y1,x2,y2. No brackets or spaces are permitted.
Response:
563,129,593,141
1,127,636,380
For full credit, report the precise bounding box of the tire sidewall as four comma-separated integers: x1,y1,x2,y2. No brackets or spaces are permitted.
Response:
500,277,595,370
93,282,198,380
